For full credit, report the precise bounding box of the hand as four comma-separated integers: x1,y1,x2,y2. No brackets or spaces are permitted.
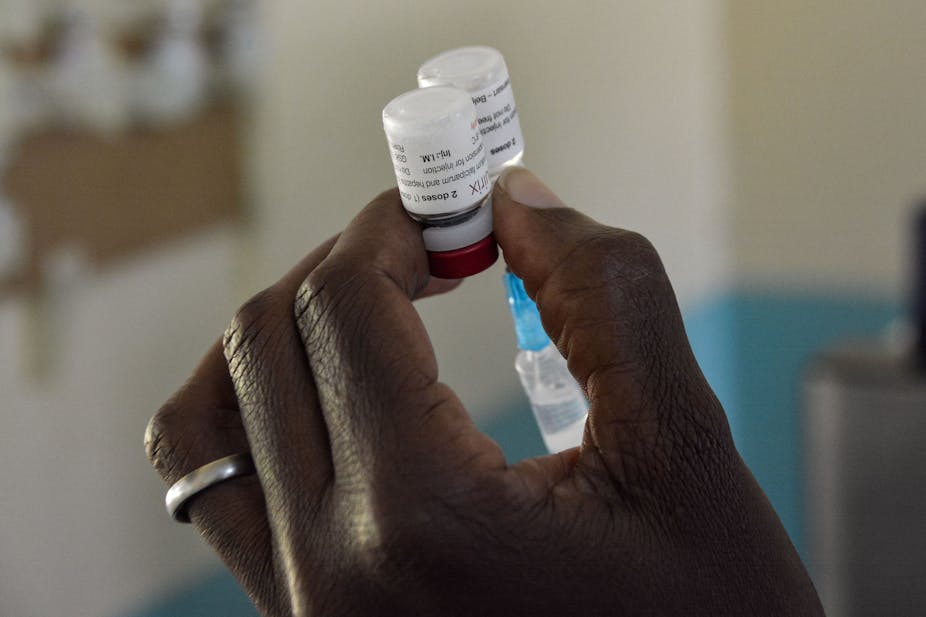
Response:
146,168,823,616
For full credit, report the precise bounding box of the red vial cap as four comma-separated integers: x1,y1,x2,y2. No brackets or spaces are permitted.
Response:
427,234,499,279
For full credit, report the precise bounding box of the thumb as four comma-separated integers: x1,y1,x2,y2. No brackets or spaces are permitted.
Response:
493,168,730,490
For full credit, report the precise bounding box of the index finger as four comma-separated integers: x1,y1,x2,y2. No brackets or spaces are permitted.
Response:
294,189,505,479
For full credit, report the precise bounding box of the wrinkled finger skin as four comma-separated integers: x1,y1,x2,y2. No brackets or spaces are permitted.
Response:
145,237,342,616
148,181,823,617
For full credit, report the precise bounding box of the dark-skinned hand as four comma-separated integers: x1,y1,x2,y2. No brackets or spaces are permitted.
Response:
146,168,823,616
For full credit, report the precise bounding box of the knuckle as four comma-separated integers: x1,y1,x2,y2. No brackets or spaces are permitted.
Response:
547,226,678,380
145,397,188,482
547,226,666,299
582,231,672,320
601,230,664,281
294,259,382,399
620,230,661,267
146,392,250,484
223,287,280,367
627,235,667,290
295,257,375,343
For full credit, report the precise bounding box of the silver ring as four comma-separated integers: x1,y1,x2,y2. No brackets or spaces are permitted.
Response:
165,453,256,523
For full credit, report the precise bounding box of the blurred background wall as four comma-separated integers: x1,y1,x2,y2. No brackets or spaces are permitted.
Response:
729,0,924,294
0,1,923,616
722,0,923,553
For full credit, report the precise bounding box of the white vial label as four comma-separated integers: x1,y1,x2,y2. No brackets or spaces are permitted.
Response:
470,75,523,171
386,117,491,219
418,47,525,173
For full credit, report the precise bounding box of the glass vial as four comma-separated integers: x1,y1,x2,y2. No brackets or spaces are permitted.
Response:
382,86,498,279
505,272,588,453
418,46,524,177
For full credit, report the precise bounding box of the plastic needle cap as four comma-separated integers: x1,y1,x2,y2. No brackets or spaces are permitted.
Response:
504,272,550,352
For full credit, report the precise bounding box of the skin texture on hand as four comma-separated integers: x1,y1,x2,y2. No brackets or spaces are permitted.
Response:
146,169,824,617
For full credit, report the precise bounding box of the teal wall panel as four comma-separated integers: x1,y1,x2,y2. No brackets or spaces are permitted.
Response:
724,292,897,553
126,570,257,617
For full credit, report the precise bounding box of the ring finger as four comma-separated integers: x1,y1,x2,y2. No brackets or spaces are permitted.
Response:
147,237,340,615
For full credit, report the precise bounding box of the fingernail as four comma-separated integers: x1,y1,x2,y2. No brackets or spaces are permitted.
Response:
497,167,565,209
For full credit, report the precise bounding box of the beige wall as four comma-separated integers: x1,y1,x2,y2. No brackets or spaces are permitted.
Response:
0,230,237,617
728,0,926,296
252,0,731,419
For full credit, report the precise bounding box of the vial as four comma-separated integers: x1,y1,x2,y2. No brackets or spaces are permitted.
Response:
382,86,498,279
505,272,588,453
418,46,524,177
